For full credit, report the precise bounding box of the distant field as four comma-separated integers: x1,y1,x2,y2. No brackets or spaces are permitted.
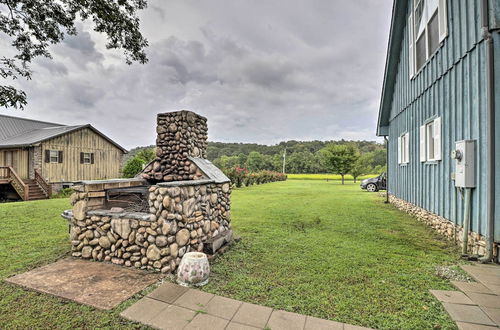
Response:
287,173,378,181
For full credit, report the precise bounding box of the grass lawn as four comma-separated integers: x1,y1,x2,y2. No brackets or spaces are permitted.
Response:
0,180,462,329
203,180,462,329
0,198,145,329
287,173,378,181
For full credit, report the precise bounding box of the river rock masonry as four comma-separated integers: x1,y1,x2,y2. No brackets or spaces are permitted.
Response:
64,110,232,273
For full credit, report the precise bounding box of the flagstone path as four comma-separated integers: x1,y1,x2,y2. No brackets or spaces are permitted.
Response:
121,282,372,330
431,263,500,330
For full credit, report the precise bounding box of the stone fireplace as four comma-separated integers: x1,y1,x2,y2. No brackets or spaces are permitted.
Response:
63,111,232,273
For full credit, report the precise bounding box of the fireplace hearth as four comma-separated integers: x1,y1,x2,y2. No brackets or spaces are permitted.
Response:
63,111,232,273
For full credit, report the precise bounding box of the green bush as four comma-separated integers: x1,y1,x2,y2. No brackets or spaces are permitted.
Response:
222,167,287,187
122,157,145,178
224,167,248,187
51,188,73,199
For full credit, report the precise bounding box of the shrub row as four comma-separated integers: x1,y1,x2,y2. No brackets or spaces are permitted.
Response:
223,167,287,188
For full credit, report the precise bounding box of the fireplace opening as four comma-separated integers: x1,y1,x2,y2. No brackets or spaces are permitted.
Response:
105,186,150,212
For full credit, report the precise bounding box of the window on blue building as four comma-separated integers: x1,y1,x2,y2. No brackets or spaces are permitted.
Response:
408,0,448,77
420,117,442,162
398,132,410,165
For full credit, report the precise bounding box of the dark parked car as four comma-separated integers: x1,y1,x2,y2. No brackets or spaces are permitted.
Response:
360,173,386,192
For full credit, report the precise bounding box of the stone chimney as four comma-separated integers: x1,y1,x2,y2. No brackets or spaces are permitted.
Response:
142,110,208,182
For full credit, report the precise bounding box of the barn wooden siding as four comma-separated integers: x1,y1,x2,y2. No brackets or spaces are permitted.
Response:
41,128,124,182
387,0,500,239
0,148,30,179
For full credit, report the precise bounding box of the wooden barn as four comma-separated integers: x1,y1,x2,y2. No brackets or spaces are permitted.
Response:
377,0,500,261
0,115,127,201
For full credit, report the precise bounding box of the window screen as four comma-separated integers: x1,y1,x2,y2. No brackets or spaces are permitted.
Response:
427,11,440,57
415,34,427,71
414,0,425,33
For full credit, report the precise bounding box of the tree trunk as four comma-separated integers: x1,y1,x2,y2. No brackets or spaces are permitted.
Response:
341,174,345,185
353,176,357,183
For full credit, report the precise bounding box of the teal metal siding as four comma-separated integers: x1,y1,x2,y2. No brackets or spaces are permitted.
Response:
387,0,497,239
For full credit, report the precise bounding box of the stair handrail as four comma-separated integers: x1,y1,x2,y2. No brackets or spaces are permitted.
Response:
5,166,29,200
34,169,52,197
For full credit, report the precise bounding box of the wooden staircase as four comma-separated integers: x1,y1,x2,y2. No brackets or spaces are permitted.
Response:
0,167,51,201
23,179,49,200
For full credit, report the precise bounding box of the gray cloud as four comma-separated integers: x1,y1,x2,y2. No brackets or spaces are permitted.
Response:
4,0,393,149
34,58,68,76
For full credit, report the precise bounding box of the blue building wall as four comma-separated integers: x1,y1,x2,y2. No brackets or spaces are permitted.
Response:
387,0,500,239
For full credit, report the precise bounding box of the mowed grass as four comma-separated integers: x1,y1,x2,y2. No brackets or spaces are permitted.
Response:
0,199,145,329
203,180,461,329
0,180,461,329
287,173,378,180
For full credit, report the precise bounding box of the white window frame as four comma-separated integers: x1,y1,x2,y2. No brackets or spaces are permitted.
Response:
409,0,448,78
49,150,59,163
83,152,92,164
420,116,442,162
398,132,410,165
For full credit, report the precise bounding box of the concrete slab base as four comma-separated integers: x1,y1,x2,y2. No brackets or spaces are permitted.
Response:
5,258,161,310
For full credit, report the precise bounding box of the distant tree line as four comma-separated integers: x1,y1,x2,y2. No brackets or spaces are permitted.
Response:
208,140,386,177
123,140,386,178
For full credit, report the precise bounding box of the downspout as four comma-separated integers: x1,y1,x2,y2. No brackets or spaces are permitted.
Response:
384,136,389,204
479,0,496,263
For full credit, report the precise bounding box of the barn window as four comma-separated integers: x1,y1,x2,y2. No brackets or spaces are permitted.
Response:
398,132,410,165
50,151,58,163
45,150,63,163
80,152,94,164
408,0,448,78
83,153,91,164
420,117,442,162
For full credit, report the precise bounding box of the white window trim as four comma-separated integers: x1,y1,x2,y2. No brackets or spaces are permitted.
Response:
420,116,442,162
409,0,448,79
398,132,410,165
49,150,59,164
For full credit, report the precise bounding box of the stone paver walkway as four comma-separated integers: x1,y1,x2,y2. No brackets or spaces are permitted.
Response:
121,282,372,330
430,264,500,330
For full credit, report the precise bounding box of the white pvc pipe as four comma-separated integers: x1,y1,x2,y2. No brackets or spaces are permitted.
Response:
462,188,472,256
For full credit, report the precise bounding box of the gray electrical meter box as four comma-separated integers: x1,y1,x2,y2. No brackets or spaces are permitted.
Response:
451,140,475,188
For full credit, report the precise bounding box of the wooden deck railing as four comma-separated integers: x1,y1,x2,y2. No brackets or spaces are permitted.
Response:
0,166,29,200
0,167,10,180
35,169,52,197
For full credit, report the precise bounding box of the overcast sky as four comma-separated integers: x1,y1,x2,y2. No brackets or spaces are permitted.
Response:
3,0,393,150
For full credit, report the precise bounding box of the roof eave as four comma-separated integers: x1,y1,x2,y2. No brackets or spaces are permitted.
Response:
0,143,35,149
376,0,408,136
0,124,128,153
